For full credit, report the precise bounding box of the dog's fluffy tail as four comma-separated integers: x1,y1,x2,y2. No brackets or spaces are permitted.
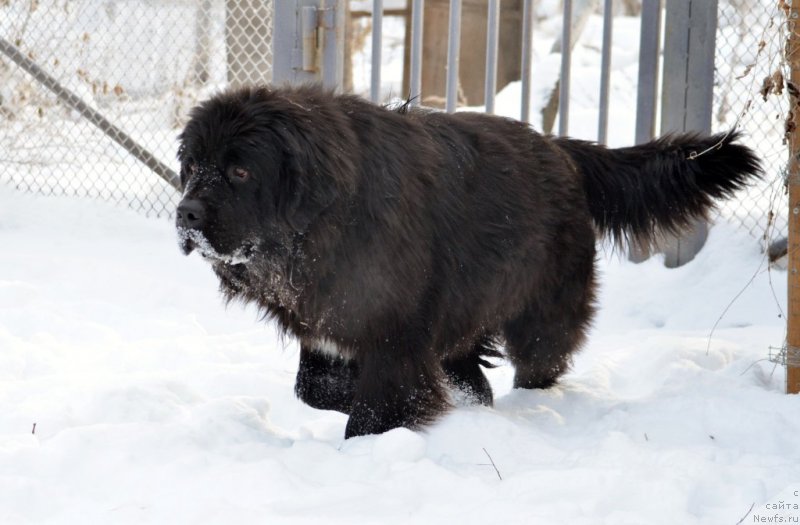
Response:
553,131,762,246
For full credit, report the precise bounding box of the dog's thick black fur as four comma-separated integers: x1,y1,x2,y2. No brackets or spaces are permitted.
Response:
176,85,761,438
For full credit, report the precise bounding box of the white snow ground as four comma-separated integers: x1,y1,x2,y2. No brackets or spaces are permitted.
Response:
1,6,799,525
1,177,798,524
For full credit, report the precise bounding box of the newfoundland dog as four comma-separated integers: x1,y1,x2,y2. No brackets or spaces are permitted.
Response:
176,85,760,438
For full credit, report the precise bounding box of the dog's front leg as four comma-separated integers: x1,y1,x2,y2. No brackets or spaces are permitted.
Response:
344,334,450,439
294,345,358,414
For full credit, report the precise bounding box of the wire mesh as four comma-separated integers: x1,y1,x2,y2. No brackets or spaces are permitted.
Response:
0,0,273,218
0,0,792,237
714,0,789,244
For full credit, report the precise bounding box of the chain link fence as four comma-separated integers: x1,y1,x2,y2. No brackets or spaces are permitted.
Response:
0,0,792,241
0,0,273,217
714,0,788,244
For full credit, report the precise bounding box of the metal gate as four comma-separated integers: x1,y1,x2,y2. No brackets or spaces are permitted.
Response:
0,0,788,244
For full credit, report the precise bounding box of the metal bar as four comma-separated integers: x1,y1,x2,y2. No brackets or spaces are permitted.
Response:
660,0,688,134
321,0,345,90
788,0,800,394
558,0,573,136
598,0,613,144
628,0,662,262
301,6,317,72
271,0,295,84
658,0,718,268
0,36,179,191
682,0,717,134
409,0,424,105
484,0,500,113
445,0,462,113
370,0,384,102
659,0,720,134
634,0,662,144
520,0,534,122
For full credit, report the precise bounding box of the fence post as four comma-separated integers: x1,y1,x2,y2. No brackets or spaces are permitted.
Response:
484,0,500,114
444,0,462,113
633,0,661,146
320,0,346,90
628,0,662,263
597,0,613,145
558,0,573,136
370,0,384,102
409,0,425,106
658,0,717,268
520,0,534,122
272,0,345,88
786,0,800,394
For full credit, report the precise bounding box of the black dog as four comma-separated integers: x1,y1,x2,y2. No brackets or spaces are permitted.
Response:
176,85,760,438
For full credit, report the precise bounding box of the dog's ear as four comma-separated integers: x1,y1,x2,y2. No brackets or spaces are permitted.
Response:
262,91,358,233
282,156,339,233
277,133,342,233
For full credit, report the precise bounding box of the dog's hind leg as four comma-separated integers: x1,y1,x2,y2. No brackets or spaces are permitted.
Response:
344,330,450,438
295,345,358,414
504,264,596,390
442,337,498,406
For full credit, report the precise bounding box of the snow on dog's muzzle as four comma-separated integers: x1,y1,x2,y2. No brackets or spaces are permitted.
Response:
176,197,208,256
175,226,255,265
176,227,202,256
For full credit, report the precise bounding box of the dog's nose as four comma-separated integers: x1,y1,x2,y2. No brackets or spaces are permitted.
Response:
176,198,206,230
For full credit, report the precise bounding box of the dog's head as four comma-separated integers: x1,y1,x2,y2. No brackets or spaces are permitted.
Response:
175,86,356,264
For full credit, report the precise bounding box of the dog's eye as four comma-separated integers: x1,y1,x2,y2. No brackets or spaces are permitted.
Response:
184,161,197,176
229,166,250,182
